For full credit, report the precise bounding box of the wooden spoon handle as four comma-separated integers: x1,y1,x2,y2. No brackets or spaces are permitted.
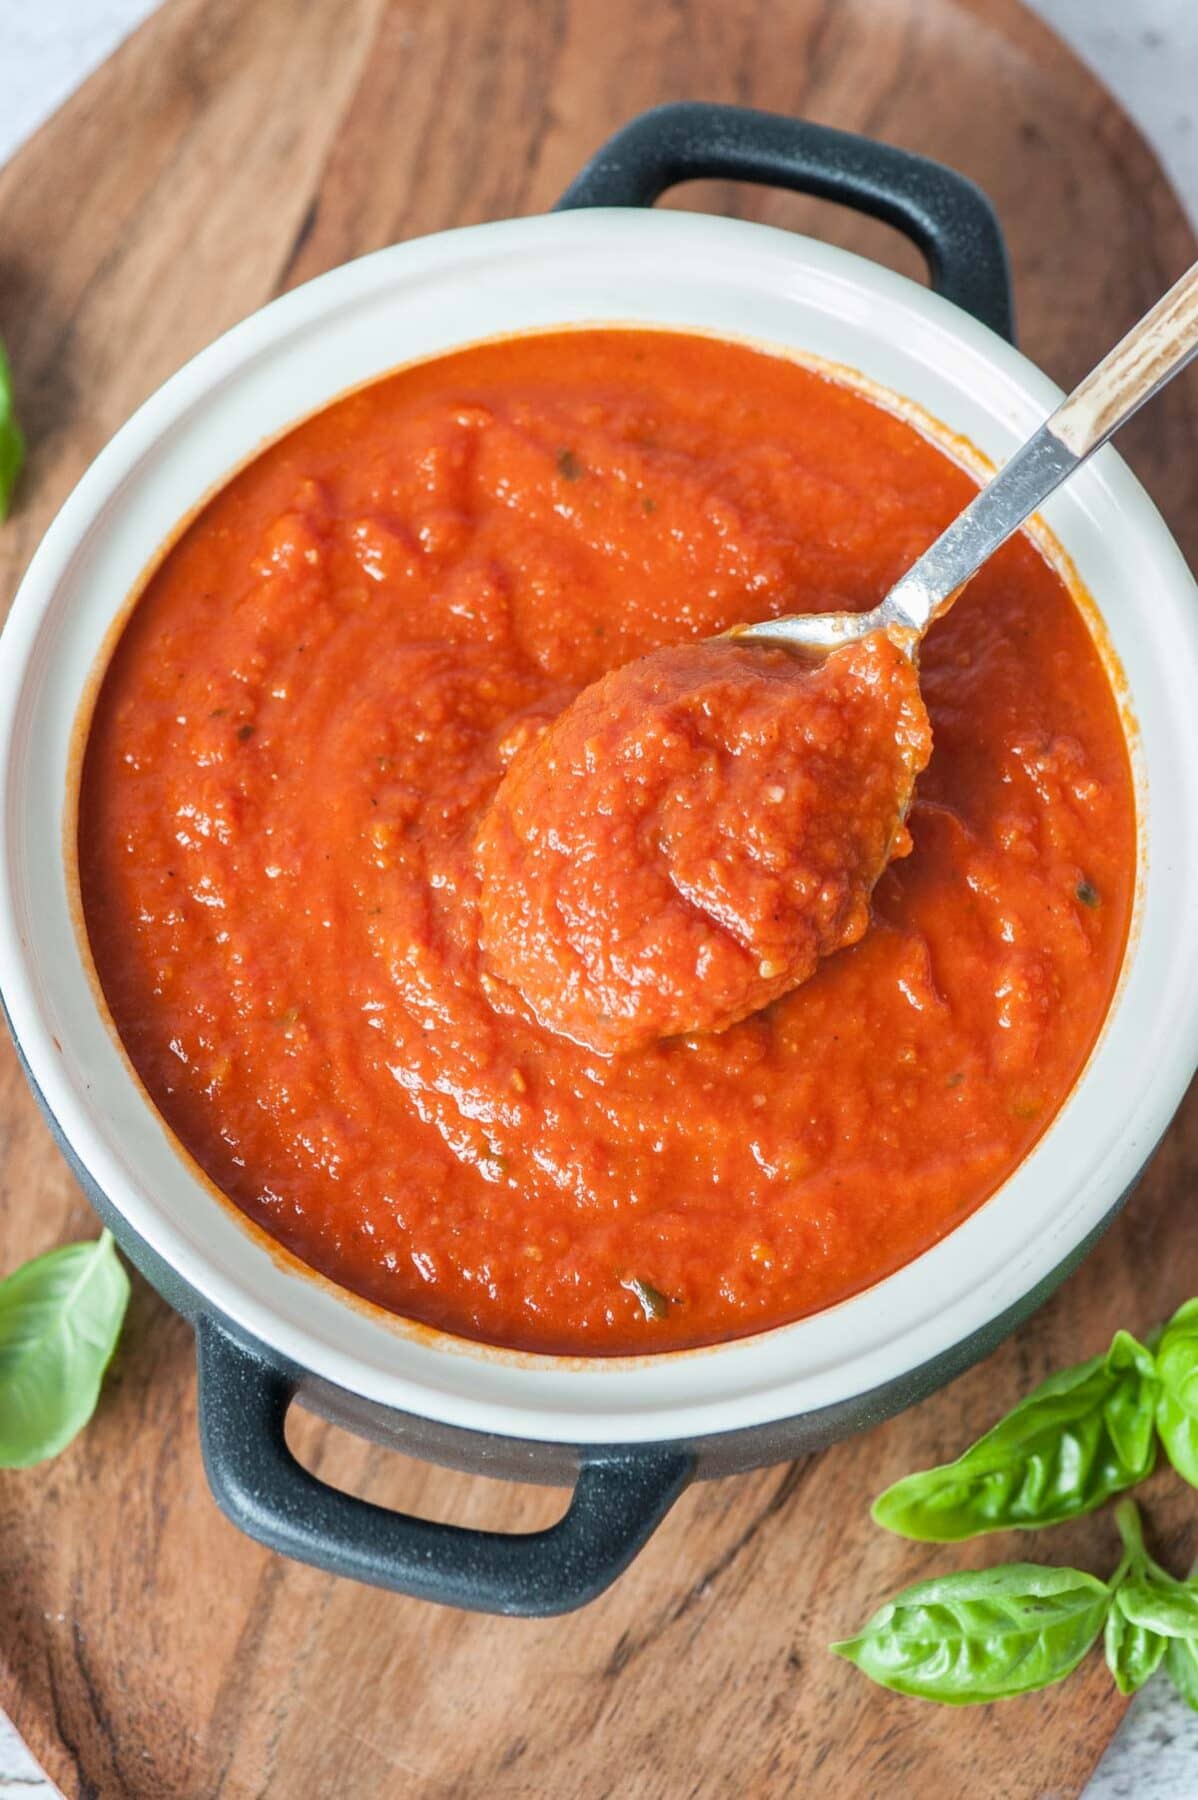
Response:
1051,260,1198,455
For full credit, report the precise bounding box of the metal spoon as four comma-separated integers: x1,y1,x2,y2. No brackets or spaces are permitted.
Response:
732,260,1198,660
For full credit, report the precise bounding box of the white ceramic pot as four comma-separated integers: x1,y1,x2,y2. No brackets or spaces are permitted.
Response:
2,105,1196,1615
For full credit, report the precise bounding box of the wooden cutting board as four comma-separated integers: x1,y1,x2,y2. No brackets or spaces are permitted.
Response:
1,2,1195,1794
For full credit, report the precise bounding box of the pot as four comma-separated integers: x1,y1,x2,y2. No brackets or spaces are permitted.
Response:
2,103,1196,1617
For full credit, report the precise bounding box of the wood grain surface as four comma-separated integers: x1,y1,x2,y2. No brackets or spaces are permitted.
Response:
1,1,1196,1795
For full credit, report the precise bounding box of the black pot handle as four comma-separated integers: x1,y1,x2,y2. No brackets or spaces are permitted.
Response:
195,1318,693,1616
556,102,1015,344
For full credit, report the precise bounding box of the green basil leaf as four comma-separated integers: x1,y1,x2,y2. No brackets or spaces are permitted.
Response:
1155,1299,1198,1486
831,1564,1111,1703
1166,1636,1198,1712
1105,1602,1167,1694
0,339,25,520
871,1331,1159,1540
1104,1501,1168,1694
1117,1577,1198,1640
0,1230,130,1467
1162,1543,1198,1712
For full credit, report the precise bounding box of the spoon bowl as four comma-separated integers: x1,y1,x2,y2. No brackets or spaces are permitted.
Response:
480,261,1198,1057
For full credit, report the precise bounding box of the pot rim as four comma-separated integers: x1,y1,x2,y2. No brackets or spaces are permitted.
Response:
2,205,1196,1445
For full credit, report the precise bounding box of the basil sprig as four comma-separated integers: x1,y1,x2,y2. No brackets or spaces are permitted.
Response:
831,1564,1111,1704
1093,1504,1194,1699
1100,1502,1198,1705
1105,1500,1170,1693
835,1502,1198,1707
0,337,24,519
837,1292,1198,1709
872,1329,1159,1540
0,1230,130,1467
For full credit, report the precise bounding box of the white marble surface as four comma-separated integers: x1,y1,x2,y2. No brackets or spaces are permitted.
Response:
0,1,1196,1795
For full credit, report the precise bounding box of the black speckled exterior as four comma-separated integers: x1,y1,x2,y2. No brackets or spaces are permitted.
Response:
5,105,1101,1619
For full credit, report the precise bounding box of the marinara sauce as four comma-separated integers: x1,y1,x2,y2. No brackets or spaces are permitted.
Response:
78,330,1135,1354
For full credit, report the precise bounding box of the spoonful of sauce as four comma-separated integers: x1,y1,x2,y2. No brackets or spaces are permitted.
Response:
476,263,1198,1055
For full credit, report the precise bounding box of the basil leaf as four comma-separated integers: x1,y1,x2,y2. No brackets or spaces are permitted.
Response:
0,1230,130,1467
1155,1298,1198,1486
872,1330,1158,1540
1105,1601,1167,1694
1104,1501,1168,1694
0,339,24,519
1117,1578,1198,1639
831,1564,1111,1703
1162,1545,1198,1711
1166,1636,1198,1712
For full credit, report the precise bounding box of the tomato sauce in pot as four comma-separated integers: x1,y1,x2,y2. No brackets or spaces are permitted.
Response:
78,330,1136,1354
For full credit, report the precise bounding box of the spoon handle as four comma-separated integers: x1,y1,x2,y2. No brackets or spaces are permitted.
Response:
1053,260,1198,455
882,260,1198,639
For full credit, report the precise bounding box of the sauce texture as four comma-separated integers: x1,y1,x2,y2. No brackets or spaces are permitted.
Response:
477,632,932,1053
78,330,1136,1355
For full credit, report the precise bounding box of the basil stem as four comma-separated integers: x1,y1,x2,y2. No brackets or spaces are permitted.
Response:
0,338,24,519
0,1230,130,1467
1104,1500,1168,1694
1154,1298,1198,1486
831,1564,1111,1704
872,1329,1159,1540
